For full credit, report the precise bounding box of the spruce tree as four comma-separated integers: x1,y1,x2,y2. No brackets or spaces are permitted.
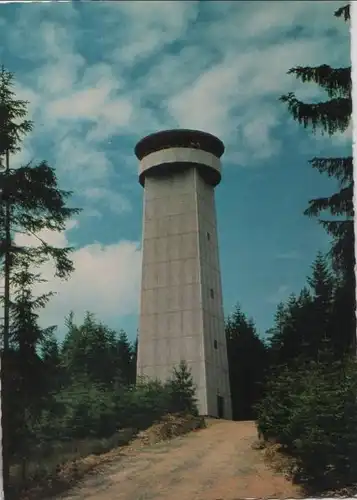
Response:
61,313,136,388
267,293,303,365
305,252,335,357
0,67,33,491
116,330,136,385
40,325,63,396
268,254,341,367
226,303,268,420
8,261,53,463
280,5,354,355
0,67,80,493
167,360,198,415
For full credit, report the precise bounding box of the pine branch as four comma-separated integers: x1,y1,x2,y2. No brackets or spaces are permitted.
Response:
304,185,353,218
309,157,353,185
287,65,351,99
8,161,80,222
318,219,354,274
335,4,350,21
319,220,355,274
318,219,353,239
2,159,81,279
280,93,351,135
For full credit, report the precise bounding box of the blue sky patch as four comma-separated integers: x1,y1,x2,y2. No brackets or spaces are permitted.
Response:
0,1,351,340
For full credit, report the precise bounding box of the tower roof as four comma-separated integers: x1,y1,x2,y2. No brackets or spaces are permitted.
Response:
134,129,225,160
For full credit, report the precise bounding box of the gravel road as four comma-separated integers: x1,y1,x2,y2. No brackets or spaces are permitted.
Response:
56,420,302,500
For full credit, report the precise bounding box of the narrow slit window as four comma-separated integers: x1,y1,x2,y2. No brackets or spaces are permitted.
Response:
214,339,218,349
207,231,211,241
210,288,214,299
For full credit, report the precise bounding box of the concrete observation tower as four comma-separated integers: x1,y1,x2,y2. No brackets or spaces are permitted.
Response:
135,129,232,419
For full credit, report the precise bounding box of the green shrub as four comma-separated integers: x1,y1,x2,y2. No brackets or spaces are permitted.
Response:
165,360,199,416
120,379,171,430
256,356,357,492
9,359,200,499
27,362,199,446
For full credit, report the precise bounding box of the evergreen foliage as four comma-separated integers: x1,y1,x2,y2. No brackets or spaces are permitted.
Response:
254,6,356,495
0,66,32,157
225,304,268,420
166,360,198,416
0,66,80,494
1,6,355,495
267,252,344,366
8,311,200,496
280,2,354,354
256,357,357,493
0,68,199,498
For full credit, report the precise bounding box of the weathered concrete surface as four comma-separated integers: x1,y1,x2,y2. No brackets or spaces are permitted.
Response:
138,146,221,184
137,137,231,418
56,420,302,500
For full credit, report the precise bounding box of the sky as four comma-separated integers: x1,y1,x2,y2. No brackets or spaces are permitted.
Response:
0,0,352,342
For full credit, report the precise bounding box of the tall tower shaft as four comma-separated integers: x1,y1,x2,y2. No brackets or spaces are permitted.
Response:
135,129,232,419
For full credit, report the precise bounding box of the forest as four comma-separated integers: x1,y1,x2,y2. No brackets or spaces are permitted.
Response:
0,3,354,499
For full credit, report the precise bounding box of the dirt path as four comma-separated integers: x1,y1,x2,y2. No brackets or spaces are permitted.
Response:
56,420,302,500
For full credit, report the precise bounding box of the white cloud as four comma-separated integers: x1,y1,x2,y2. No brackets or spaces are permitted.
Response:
12,224,142,329
137,45,217,101
47,85,134,141
167,60,240,138
197,1,348,49
165,31,347,159
54,134,112,185
108,1,199,65
10,18,133,217
83,187,131,215
2,0,350,330
14,223,75,250
238,107,281,161
314,122,353,147
11,0,349,187
46,61,133,136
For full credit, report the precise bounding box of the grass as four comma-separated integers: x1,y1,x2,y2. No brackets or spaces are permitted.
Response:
9,428,137,500
9,414,205,500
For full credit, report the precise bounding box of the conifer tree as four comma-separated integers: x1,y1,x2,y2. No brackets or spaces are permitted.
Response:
7,261,53,463
61,313,136,388
0,67,80,493
116,330,136,385
305,252,335,356
226,304,268,420
40,326,62,395
280,5,354,355
167,360,198,415
268,253,343,366
268,291,314,367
